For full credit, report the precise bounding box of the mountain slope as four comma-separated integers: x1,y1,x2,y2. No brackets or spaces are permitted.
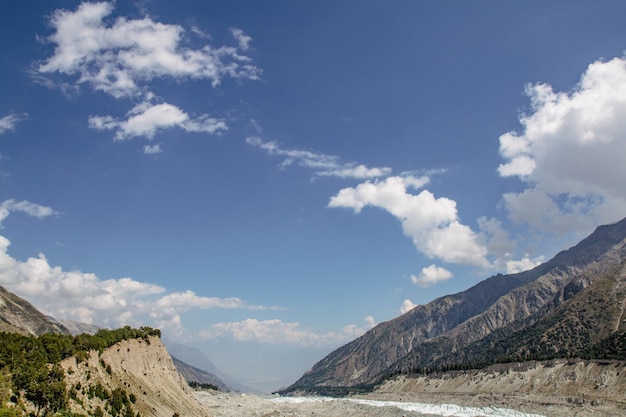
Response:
172,355,232,391
0,287,212,416
165,340,253,392
61,336,212,417
0,285,70,336
284,217,626,393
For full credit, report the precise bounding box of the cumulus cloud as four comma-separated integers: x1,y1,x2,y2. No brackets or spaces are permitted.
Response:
0,236,276,331
498,56,626,235
38,2,260,98
246,136,391,180
200,316,376,346
0,113,27,135
89,100,227,140
329,176,489,267
0,202,276,332
399,299,417,315
0,199,58,226
411,264,453,287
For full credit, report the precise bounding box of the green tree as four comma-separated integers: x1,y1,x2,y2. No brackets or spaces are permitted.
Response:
21,364,67,417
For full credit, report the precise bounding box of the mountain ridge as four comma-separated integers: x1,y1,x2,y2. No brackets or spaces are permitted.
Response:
283,216,626,393
0,285,70,336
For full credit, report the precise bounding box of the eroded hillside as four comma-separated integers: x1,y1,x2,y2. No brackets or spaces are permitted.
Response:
372,360,626,417
60,335,211,417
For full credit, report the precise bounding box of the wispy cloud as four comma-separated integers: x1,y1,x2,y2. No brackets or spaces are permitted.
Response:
498,56,626,235
0,113,28,135
199,316,376,347
246,136,391,179
0,199,58,226
38,2,260,98
36,2,260,152
142,143,162,155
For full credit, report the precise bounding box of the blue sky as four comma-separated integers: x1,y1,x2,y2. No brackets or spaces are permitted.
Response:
2,1,626,392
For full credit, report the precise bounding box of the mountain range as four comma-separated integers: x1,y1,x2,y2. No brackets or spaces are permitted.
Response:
282,216,626,394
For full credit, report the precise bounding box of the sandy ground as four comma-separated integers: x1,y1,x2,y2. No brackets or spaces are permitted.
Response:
193,390,625,417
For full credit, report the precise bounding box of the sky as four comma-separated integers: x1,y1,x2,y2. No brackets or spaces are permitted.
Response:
2,0,626,392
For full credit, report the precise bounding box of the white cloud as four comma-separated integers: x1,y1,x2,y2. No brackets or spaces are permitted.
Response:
399,299,417,315
89,101,227,140
0,114,27,135
230,28,252,51
504,256,543,274
199,316,376,347
0,205,276,332
246,136,391,180
411,264,453,287
329,176,489,267
156,290,276,311
39,2,260,98
143,143,162,154
0,199,58,226
498,56,626,235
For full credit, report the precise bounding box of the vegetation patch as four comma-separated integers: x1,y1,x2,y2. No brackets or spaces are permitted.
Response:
0,326,160,416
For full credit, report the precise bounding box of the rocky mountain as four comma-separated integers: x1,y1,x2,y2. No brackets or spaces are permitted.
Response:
172,355,232,391
165,340,252,392
0,285,70,336
283,217,626,394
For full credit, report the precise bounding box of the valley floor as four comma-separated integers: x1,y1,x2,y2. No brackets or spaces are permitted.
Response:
193,390,624,417
192,359,626,416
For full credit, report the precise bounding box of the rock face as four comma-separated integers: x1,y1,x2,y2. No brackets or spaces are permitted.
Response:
0,285,70,335
284,217,626,393
61,336,212,417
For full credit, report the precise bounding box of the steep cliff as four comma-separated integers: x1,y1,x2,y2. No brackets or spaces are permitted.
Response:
61,336,212,417
284,217,626,392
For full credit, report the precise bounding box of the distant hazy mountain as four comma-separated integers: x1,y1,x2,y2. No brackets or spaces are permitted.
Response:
283,217,626,394
0,285,70,336
48,317,102,335
165,340,254,393
171,355,232,391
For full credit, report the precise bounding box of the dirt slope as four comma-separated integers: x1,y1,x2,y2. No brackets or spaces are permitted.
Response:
61,336,212,417
371,359,626,417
